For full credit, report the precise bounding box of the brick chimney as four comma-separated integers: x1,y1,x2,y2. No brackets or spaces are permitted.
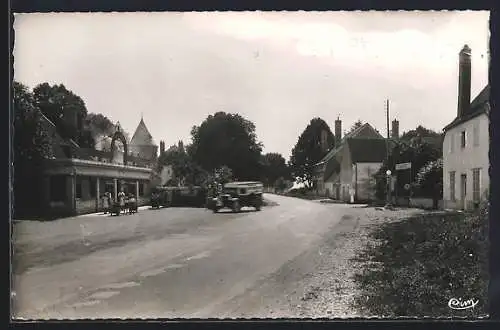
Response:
391,119,399,139
457,44,472,118
334,117,342,146
160,140,165,154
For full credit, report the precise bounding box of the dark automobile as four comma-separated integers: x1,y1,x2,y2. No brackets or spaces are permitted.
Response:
207,181,264,213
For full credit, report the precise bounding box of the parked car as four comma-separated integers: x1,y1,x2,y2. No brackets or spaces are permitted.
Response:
207,181,264,213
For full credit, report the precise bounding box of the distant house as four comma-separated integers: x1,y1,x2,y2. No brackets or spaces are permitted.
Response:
313,119,392,202
442,45,490,211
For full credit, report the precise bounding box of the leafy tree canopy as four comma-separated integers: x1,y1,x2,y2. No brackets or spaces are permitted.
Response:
260,152,290,187
189,111,263,181
346,120,364,135
32,82,93,148
289,117,335,186
373,125,442,200
13,81,54,216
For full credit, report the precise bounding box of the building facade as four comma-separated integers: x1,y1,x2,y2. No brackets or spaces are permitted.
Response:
39,115,159,217
313,120,387,200
442,45,490,211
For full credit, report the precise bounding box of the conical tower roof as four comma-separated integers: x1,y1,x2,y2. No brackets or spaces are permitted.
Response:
130,118,156,146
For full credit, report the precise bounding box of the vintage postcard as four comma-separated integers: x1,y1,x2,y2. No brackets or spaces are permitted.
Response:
11,11,490,319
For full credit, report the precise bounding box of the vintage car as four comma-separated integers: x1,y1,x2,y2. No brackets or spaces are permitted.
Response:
208,181,264,213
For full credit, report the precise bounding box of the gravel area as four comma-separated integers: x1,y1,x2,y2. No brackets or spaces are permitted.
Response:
228,205,426,319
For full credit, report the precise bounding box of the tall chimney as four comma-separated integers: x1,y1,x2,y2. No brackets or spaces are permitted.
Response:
391,119,399,139
160,140,165,154
457,44,472,118
334,117,342,146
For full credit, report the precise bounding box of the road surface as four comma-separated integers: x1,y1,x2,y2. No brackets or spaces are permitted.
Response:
12,194,385,319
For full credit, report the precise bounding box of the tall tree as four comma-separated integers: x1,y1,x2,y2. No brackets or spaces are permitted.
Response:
13,82,54,217
346,120,364,135
32,83,93,148
261,152,290,187
289,117,335,186
189,112,263,180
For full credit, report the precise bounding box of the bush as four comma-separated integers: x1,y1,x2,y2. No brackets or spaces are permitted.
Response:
352,205,489,317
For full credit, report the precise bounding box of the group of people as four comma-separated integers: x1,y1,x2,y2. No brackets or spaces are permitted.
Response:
101,190,138,215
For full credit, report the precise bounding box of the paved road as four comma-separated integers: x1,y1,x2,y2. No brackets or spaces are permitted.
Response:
12,194,361,319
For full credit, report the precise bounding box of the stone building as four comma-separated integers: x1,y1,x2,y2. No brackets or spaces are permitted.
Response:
312,118,401,202
442,45,490,210
40,115,159,217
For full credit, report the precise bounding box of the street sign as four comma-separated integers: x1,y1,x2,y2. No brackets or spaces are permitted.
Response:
395,162,412,171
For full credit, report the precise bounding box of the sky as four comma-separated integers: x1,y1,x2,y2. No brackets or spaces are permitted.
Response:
14,11,490,159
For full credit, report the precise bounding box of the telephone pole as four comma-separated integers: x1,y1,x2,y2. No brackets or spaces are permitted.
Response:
385,99,392,208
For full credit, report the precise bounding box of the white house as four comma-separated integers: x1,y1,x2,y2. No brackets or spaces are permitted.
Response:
313,120,391,202
442,44,490,211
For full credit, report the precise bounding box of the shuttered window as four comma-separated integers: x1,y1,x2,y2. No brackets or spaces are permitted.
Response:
473,122,480,147
472,169,481,202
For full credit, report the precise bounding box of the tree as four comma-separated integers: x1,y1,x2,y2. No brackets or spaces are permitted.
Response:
13,82,54,217
413,158,443,208
189,112,263,180
260,153,290,187
32,83,93,148
86,113,115,137
373,129,442,201
346,120,364,135
289,117,335,187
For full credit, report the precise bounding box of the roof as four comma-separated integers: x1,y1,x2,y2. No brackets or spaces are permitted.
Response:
444,85,490,131
315,123,383,166
346,138,387,163
130,118,156,146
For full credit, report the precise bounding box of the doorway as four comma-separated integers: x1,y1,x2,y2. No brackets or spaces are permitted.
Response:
460,174,467,210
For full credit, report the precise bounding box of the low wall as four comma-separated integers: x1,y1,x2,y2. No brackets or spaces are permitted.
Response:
76,198,98,215
408,197,444,210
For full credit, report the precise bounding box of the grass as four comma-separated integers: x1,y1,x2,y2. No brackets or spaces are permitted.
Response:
351,206,489,318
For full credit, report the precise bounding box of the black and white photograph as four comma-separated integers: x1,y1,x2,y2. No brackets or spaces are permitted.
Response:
11,10,490,319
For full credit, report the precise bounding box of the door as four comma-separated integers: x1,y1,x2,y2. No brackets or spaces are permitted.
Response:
460,174,467,210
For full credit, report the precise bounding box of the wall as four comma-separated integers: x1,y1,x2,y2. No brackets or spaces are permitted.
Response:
353,162,382,201
339,146,353,201
442,113,489,210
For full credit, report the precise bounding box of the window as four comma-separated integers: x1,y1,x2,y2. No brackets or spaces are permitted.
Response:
76,177,82,199
473,168,481,202
473,122,480,147
450,134,455,153
460,130,466,148
449,171,456,201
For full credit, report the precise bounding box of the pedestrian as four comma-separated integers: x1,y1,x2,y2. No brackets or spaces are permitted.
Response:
102,193,109,214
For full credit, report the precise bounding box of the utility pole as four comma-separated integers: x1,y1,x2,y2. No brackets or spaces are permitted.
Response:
385,99,392,208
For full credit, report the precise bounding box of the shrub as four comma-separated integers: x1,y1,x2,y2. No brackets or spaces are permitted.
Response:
352,207,489,317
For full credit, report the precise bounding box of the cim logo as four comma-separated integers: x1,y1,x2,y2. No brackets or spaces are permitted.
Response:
448,298,479,310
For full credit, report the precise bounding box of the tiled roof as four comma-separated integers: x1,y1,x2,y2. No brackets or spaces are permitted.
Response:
130,118,156,146
444,85,490,131
346,138,387,163
315,123,383,166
